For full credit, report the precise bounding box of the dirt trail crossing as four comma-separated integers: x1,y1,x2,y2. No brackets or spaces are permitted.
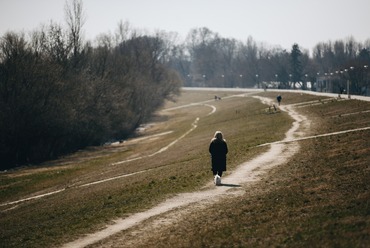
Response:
61,96,310,248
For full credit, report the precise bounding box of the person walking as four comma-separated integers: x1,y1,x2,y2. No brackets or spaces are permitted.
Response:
209,131,228,184
277,95,282,106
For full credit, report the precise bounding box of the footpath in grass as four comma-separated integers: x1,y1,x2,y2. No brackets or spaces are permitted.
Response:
113,91,370,247
1,90,369,247
0,90,291,247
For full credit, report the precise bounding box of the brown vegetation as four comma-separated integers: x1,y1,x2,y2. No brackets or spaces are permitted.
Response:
95,91,370,247
0,90,369,247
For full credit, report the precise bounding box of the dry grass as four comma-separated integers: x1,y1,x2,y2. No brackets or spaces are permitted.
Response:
127,91,370,247
0,89,291,248
1,89,369,247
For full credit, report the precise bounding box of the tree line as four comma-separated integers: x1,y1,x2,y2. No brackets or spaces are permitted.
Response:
0,1,181,169
168,27,370,94
1,0,370,169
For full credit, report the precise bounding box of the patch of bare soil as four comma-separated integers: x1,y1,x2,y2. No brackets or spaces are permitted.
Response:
61,96,311,248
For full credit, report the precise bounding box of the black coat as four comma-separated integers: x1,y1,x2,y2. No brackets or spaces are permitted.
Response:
209,139,228,171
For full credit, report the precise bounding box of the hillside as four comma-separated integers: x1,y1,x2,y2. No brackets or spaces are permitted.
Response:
1,89,369,247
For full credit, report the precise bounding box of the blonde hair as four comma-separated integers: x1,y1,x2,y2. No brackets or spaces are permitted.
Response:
212,131,225,141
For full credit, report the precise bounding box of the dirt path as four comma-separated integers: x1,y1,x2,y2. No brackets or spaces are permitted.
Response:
61,96,311,248
1,105,214,209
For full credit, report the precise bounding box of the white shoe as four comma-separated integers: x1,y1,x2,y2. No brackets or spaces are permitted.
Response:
214,175,221,185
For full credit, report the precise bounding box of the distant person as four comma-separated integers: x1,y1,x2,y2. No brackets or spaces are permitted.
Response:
209,131,228,184
277,95,282,106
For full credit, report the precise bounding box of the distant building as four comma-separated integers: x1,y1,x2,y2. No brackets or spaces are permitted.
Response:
316,74,339,93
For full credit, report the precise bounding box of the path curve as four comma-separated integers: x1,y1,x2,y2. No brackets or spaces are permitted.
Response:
61,96,310,248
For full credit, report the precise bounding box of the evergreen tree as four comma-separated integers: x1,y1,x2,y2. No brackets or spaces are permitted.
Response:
290,43,303,89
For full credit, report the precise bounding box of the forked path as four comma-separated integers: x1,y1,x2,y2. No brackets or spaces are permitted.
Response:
61,96,310,248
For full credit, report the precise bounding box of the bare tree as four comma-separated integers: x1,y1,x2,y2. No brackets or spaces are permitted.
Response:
64,0,85,61
115,20,133,45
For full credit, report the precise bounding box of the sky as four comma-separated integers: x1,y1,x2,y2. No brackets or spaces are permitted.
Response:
1,0,370,52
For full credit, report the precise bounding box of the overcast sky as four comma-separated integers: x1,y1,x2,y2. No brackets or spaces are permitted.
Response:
1,0,370,51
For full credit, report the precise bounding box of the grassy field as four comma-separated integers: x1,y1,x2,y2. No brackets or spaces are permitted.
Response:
1,89,369,247
122,91,370,248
